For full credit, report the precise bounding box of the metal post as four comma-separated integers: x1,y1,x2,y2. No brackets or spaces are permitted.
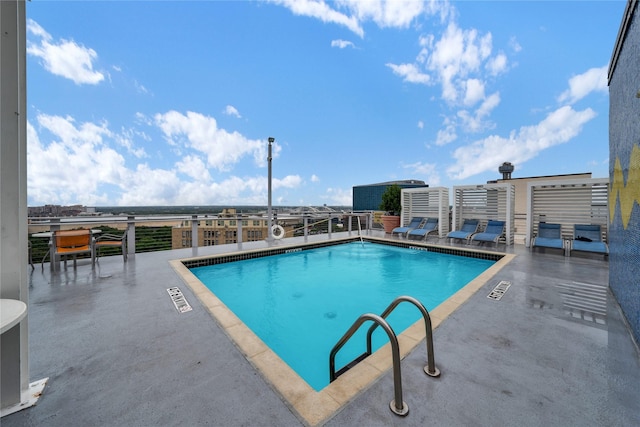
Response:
191,215,199,256
236,214,243,251
303,216,308,242
266,137,274,242
49,218,61,271
127,216,135,257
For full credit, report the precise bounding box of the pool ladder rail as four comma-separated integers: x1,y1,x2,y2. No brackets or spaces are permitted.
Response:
329,295,440,417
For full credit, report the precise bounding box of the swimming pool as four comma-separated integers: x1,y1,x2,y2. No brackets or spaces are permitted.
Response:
174,236,513,425
189,240,495,391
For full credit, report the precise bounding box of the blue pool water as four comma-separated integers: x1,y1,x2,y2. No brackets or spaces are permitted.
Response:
191,242,494,391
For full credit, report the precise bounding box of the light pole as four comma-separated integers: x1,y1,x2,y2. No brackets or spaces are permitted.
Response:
267,137,274,242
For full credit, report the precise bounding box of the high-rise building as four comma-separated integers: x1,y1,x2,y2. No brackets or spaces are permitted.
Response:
352,180,428,211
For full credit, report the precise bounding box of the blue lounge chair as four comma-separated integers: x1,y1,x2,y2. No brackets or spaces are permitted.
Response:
447,219,479,243
407,217,439,240
471,220,506,246
391,217,424,237
570,224,608,255
531,223,564,252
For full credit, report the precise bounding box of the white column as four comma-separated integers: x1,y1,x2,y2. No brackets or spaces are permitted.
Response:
1,0,31,413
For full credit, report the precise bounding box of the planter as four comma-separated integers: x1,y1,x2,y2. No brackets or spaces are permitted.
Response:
381,215,401,234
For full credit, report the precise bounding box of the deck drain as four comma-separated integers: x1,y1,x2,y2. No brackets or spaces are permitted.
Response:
488,280,511,301
167,287,193,313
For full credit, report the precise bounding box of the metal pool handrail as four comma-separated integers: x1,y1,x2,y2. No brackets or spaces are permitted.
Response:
366,295,440,377
329,313,408,416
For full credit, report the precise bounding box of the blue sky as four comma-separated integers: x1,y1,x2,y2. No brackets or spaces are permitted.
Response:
26,0,624,207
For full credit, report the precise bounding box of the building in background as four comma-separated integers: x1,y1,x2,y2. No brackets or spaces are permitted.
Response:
171,208,271,249
352,180,428,211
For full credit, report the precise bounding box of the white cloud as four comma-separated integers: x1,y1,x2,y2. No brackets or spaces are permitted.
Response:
311,174,320,182
224,105,242,118
402,161,441,185
447,106,597,179
154,111,272,171
509,36,522,53
270,0,452,37
423,22,493,103
27,112,300,206
458,91,500,132
176,155,212,182
386,63,430,84
27,116,126,205
557,66,608,105
341,0,428,29
435,118,457,146
27,19,104,85
417,121,424,129
463,78,485,106
268,0,364,37
486,52,508,76
323,187,352,206
331,39,355,49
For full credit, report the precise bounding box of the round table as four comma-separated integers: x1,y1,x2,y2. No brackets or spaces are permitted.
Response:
0,299,27,334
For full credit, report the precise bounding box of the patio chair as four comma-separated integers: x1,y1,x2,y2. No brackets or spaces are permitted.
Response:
570,224,608,256
391,217,424,237
407,217,439,240
95,233,127,262
471,220,506,247
447,219,479,244
531,223,564,253
52,229,95,269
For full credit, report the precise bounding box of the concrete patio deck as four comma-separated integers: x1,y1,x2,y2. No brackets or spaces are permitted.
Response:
3,232,639,426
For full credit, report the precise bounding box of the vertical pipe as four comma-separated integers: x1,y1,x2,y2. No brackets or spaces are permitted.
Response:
267,137,274,242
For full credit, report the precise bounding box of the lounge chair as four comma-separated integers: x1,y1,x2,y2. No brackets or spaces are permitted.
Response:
391,217,424,237
471,220,506,246
570,224,608,256
407,217,439,240
447,219,479,244
531,223,564,253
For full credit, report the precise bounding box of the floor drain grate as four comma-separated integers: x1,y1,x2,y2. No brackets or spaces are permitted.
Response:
167,287,192,313
488,280,511,301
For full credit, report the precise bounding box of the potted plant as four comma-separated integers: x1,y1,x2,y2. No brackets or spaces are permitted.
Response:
379,184,402,233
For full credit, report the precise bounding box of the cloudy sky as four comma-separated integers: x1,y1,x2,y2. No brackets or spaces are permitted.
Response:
26,0,623,207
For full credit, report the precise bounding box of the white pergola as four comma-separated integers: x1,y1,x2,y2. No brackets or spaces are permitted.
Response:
452,183,515,245
400,187,450,238
525,178,609,247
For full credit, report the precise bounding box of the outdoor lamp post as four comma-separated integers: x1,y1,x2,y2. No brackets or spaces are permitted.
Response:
267,137,274,242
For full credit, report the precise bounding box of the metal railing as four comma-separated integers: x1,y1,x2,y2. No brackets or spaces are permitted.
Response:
328,295,440,417
366,295,440,377
329,313,409,416
28,212,375,266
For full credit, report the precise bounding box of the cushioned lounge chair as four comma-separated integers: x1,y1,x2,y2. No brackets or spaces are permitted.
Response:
570,224,608,255
391,217,424,237
531,223,564,253
447,219,479,243
407,217,439,240
471,220,505,246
